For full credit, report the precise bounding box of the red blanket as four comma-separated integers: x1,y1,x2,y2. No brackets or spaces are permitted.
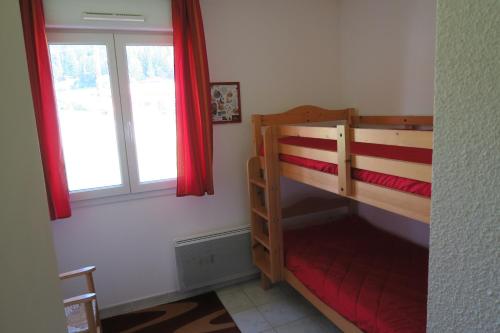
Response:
285,216,428,333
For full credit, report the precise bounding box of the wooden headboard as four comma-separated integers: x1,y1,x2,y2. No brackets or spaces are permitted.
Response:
251,105,354,155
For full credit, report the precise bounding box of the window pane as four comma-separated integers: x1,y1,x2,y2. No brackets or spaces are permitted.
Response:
126,45,176,183
49,44,122,192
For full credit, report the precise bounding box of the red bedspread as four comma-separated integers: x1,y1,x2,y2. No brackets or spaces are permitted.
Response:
285,216,428,333
262,136,432,197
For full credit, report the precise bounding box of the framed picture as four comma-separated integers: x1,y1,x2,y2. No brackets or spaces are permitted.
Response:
210,82,241,124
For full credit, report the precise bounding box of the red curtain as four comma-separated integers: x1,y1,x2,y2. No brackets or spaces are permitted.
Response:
172,0,214,196
19,0,71,219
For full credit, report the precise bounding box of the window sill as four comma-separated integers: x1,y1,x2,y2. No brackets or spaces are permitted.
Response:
70,187,177,210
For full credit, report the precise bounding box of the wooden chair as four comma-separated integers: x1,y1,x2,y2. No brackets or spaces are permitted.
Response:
60,266,100,333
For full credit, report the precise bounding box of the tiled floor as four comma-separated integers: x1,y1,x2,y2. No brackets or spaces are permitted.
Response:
216,279,342,333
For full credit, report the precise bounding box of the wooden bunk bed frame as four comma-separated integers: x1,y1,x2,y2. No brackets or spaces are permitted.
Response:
246,105,433,332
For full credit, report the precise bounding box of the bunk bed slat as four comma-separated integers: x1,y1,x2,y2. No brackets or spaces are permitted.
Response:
276,137,432,183
352,115,433,126
352,155,432,183
351,128,433,149
279,162,430,223
351,180,430,223
278,125,337,140
279,144,338,164
280,163,339,194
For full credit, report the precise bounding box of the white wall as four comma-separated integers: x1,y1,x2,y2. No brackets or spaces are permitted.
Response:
338,0,436,247
51,0,341,309
0,1,67,332
428,1,499,331
338,0,436,115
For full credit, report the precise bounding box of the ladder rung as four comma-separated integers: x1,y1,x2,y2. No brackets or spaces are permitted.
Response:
249,177,266,188
255,257,271,278
254,234,270,250
253,245,271,278
252,206,269,220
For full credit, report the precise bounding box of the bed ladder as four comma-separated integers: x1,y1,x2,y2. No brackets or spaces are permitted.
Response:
247,126,282,288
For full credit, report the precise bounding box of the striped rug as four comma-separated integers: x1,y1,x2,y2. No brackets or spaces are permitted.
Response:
102,292,240,333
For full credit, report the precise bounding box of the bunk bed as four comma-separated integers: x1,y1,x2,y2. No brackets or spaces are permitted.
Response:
246,105,432,333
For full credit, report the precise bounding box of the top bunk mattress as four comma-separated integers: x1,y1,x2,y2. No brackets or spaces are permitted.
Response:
285,216,428,333
262,136,432,197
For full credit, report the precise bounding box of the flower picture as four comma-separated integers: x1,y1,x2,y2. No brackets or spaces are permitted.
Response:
210,82,241,124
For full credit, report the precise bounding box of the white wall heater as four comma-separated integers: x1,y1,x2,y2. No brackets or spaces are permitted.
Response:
174,225,258,291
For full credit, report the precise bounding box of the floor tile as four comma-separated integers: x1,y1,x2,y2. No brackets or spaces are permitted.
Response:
316,315,343,333
275,282,297,296
232,308,272,333
281,286,324,315
257,296,315,327
280,284,309,302
241,280,288,306
223,279,342,333
275,316,328,333
217,289,254,314
216,283,244,296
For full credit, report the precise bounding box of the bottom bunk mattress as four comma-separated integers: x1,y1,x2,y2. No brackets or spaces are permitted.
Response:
285,216,428,333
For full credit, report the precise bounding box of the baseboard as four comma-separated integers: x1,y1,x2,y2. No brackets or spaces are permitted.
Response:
99,272,259,319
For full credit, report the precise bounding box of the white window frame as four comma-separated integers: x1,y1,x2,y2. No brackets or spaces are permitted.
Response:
114,33,176,193
48,30,176,201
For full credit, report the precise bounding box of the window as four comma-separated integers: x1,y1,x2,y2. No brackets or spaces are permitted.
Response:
48,32,176,200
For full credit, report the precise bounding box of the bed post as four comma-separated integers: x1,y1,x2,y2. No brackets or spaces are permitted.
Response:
252,115,263,156
337,120,352,197
347,108,356,126
346,109,357,215
263,126,283,284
